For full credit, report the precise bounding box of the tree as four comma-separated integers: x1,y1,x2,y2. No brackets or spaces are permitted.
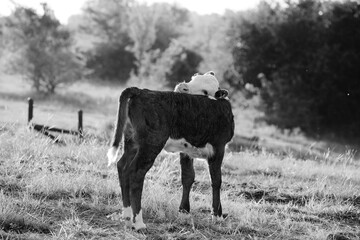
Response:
82,0,136,82
85,42,136,82
82,0,192,83
166,45,203,87
180,12,233,82
127,3,159,69
0,17,5,67
4,4,82,94
151,3,188,51
83,0,132,43
127,3,190,74
228,0,360,136
126,40,202,89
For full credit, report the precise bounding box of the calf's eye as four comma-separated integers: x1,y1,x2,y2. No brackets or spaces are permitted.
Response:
202,90,208,95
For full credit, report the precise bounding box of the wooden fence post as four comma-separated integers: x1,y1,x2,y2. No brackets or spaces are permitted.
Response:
78,110,83,138
28,98,33,124
28,97,84,142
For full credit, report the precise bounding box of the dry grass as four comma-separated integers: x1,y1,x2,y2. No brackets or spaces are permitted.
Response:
1,74,360,239
1,125,359,239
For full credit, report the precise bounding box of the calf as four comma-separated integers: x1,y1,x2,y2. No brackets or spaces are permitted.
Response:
107,88,234,230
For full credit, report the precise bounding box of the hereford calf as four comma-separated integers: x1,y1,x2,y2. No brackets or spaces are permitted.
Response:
108,87,234,230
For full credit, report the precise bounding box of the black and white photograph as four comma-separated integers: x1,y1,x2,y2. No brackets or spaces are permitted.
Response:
0,0,359,239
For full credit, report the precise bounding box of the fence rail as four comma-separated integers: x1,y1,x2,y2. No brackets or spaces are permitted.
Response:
27,98,83,143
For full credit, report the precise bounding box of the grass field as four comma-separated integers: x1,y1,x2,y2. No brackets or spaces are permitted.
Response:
1,75,360,239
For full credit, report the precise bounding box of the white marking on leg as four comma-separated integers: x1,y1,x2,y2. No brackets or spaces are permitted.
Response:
122,206,133,228
107,146,119,167
132,209,146,230
122,206,132,220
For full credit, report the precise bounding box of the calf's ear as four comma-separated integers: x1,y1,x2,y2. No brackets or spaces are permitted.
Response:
205,71,215,76
215,89,229,99
174,82,189,93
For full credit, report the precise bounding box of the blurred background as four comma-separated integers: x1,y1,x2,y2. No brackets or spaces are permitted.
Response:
0,0,360,159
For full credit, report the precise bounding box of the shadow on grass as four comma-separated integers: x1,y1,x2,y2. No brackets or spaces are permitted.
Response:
319,211,360,227
327,232,360,240
0,179,24,197
32,189,93,201
158,217,265,239
227,182,360,208
0,216,52,235
71,202,117,228
31,189,120,205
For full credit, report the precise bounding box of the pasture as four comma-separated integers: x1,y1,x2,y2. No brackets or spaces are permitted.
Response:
1,75,360,239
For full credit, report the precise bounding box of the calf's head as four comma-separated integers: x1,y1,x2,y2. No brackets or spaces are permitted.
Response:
175,71,228,99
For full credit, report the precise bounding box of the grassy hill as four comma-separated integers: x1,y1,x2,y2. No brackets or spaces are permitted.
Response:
1,75,360,239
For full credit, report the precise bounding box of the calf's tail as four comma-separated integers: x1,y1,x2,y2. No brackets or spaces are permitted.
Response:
107,87,140,166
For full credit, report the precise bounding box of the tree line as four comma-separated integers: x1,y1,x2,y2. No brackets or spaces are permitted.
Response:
1,0,360,137
228,0,360,137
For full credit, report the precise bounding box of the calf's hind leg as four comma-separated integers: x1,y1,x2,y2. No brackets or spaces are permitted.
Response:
208,147,225,218
128,144,164,230
179,153,195,213
117,135,137,226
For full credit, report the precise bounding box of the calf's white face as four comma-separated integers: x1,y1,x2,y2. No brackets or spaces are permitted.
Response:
174,71,219,98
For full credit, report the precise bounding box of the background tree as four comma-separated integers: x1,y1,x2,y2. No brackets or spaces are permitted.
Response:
151,3,188,51
0,17,5,70
81,0,200,86
126,2,200,86
85,43,136,82
3,4,82,94
180,12,234,83
81,0,134,82
227,0,360,136
165,43,203,87
82,0,131,43
137,40,203,88
127,3,159,73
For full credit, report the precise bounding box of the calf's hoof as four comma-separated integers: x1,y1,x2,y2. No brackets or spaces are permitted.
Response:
132,209,146,231
121,217,131,229
132,222,147,231
122,207,133,219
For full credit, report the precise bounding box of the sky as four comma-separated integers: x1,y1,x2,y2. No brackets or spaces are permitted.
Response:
0,0,261,24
